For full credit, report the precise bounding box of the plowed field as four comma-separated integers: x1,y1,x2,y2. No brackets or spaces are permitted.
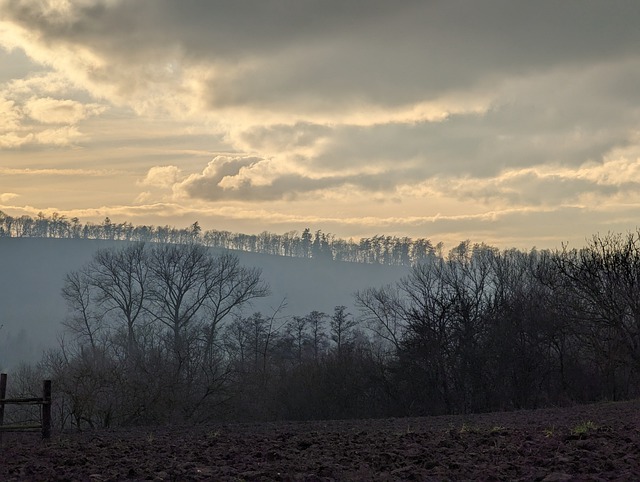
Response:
2,399,640,481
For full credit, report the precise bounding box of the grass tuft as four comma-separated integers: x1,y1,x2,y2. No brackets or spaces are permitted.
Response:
571,420,597,436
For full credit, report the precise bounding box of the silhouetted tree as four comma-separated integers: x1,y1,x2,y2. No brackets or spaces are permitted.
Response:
330,305,357,357
51,242,269,426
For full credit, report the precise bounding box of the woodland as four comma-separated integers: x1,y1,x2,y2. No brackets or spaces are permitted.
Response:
0,211,436,266
2,212,640,431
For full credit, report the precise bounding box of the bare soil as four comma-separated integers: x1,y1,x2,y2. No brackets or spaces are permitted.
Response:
2,399,640,481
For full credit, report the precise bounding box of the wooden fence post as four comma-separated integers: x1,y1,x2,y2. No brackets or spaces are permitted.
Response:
0,374,52,440
42,380,51,440
0,373,6,443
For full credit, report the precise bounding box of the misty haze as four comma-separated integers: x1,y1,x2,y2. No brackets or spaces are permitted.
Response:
0,234,408,370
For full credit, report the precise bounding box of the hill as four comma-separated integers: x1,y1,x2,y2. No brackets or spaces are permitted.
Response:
0,237,408,370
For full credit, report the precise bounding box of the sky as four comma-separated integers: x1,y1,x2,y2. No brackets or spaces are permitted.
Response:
1,0,640,250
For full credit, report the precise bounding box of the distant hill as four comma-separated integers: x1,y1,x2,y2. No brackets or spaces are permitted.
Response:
0,238,408,370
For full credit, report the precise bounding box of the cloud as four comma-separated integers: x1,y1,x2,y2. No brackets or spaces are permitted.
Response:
138,165,182,188
1,123,85,147
3,71,76,97
237,122,333,156
134,191,151,204
0,96,21,130
0,167,117,176
0,192,19,202
0,131,32,148
177,156,301,201
218,56,640,199
3,1,640,160
399,154,640,211
175,155,416,202
25,96,105,124
34,125,82,145
3,1,639,119
443,170,622,207
1,72,108,148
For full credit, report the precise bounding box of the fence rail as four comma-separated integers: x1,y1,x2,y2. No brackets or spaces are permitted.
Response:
0,373,51,440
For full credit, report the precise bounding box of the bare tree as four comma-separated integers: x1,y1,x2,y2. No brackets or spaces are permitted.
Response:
61,269,104,350
146,244,269,373
330,305,357,357
287,315,310,364
146,243,218,371
55,242,270,425
202,253,269,366
88,243,148,355
306,311,328,363
553,231,640,399
356,285,405,352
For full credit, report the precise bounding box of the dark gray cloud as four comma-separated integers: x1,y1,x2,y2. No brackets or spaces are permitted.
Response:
448,170,639,206
239,122,332,152
3,0,640,108
225,52,640,184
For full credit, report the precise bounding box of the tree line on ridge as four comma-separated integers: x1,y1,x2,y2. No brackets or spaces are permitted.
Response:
0,211,437,266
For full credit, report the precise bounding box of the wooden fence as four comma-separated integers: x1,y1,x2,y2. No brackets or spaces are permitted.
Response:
0,373,51,440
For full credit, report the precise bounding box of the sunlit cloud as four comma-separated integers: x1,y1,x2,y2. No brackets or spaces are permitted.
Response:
35,125,82,145
25,97,105,124
401,155,640,209
134,191,152,204
0,192,19,202
138,165,183,189
0,167,118,176
1,72,108,147
3,71,76,98
0,132,32,148
0,96,21,130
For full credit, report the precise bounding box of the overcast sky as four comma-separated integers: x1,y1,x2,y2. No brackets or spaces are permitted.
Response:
2,0,640,249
